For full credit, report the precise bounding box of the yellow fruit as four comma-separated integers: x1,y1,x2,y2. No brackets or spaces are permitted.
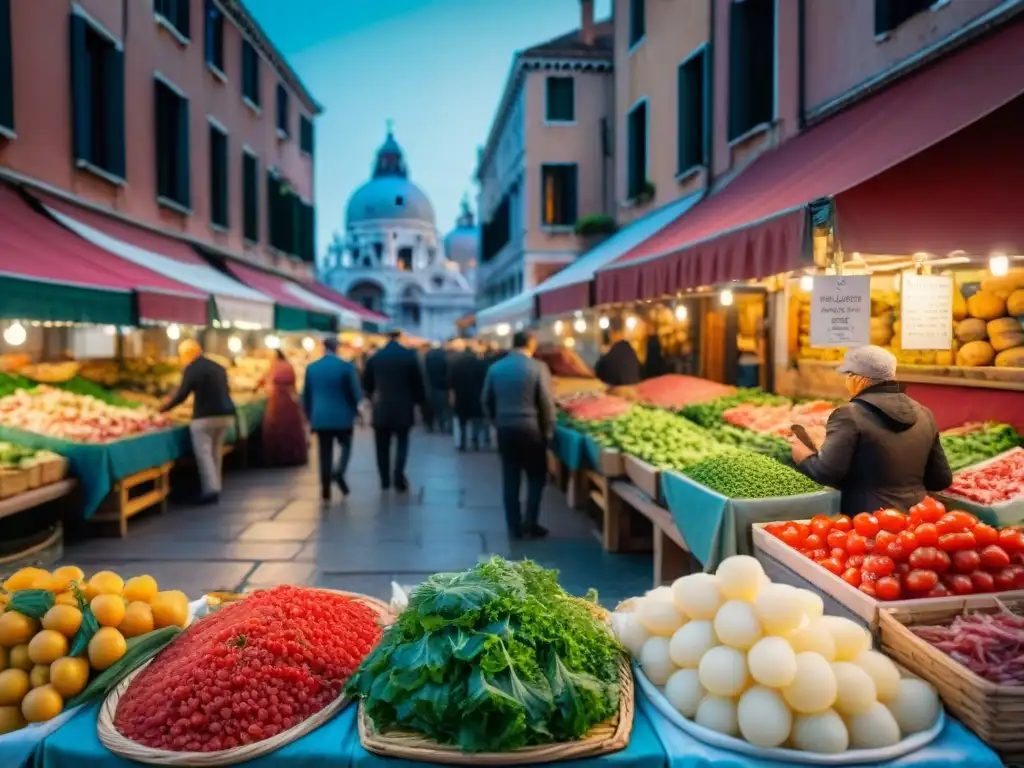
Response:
119,601,154,638
79,582,98,602
8,645,32,671
0,668,30,705
3,567,49,592
122,575,158,603
21,684,62,722
91,594,127,628
0,704,26,734
54,591,78,607
29,664,50,688
42,605,83,638
49,657,89,698
150,591,189,629
28,630,68,665
0,612,37,648
88,627,126,671
49,566,85,593
0,646,7,670
88,571,124,596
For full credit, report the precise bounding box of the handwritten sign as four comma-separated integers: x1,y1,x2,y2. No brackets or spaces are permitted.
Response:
810,275,871,348
901,274,954,350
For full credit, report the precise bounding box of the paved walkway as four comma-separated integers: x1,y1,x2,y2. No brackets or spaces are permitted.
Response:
61,429,652,607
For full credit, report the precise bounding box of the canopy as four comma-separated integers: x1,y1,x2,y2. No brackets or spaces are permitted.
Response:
37,194,275,329
0,185,206,325
283,282,362,329
301,281,391,330
224,262,336,332
596,19,1024,304
476,292,533,331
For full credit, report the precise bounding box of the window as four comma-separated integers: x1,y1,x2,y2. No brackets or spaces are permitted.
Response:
209,123,228,228
241,40,260,107
267,169,299,256
397,247,413,271
297,201,315,262
154,0,190,41
545,76,575,123
242,151,259,242
275,83,289,137
626,102,647,199
540,164,578,227
629,0,645,48
677,48,708,174
0,0,12,134
154,77,190,209
481,194,511,263
874,0,934,36
300,115,315,156
69,13,125,179
728,0,774,141
204,0,224,73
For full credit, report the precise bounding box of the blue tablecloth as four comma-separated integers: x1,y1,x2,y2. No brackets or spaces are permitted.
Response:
582,434,602,471
553,425,585,471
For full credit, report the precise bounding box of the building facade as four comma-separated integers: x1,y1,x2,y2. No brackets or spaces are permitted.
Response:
0,0,318,279
475,0,614,311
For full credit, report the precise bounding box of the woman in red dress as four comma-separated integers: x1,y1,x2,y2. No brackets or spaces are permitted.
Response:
260,351,309,466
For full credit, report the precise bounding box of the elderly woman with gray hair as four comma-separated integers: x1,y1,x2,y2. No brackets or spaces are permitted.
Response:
791,345,953,516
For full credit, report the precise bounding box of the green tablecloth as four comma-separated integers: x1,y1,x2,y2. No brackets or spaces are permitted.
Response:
228,398,267,443
553,425,585,471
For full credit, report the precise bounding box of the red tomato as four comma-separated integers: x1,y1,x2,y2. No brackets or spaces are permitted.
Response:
909,498,944,525
853,513,880,538
842,567,862,587
998,529,1024,553
833,515,853,532
938,531,977,552
905,569,939,593
894,561,912,577
804,533,825,551
970,571,995,593
817,557,845,576
781,525,807,549
944,574,974,595
874,531,897,554
809,515,833,536
863,555,895,577
826,530,848,550
884,540,912,562
897,530,918,551
860,569,880,584
909,547,940,570
846,534,868,556
926,584,951,598
765,522,789,539
936,515,965,536
949,511,979,530
913,523,938,548
933,550,952,573
809,548,829,561
972,524,998,547
877,509,907,533
979,545,1011,570
847,554,866,569
951,549,982,574
830,547,848,562
994,568,1017,591
1011,565,1024,590
874,576,902,601
859,582,877,597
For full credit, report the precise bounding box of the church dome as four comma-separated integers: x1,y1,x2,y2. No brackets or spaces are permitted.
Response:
444,196,479,269
345,128,436,226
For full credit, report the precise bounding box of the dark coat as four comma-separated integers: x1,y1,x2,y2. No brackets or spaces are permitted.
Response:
424,348,449,390
796,382,953,516
595,340,642,387
362,340,425,430
162,356,235,418
301,354,362,431
448,351,487,420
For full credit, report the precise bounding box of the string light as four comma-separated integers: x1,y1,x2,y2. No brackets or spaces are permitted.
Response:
799,275,814,292
166,324,181,340
573,318,587,333
674,305,688,322
564,337,576,348
599,316,610,330
625,316,638,331
301,336,316,352
553,320,564,336
3,322,26,347
720,288,734,307
352,335,365,348
990,253,1009,277
264,334,281,349
227,336,243,353
103,325,117,336
495,323,510,337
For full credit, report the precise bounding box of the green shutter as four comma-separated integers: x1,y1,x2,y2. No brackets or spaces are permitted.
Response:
104,47,126,179
0,277,134,326
0,0,13,132
69,14,91,163
566,166,578,226
176,96,190,207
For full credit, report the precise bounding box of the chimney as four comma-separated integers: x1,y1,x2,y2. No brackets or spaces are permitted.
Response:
580,0,595,46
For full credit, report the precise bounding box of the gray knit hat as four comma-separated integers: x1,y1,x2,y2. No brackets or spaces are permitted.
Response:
836,345,897,381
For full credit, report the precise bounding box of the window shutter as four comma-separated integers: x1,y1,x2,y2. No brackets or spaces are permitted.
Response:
0,0,13,131
69,14,91,162
266,171,278,246
627,114,638,196
176,96,190,208
203,0,214,64
178,0,191,40
727,3,748,141
567,166,578,226
104,46,126,179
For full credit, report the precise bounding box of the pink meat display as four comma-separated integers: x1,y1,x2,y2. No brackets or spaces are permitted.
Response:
560,393,632,421
911,605,1024,685
722,401,835,440
633,375,735,410
946,447,1024,506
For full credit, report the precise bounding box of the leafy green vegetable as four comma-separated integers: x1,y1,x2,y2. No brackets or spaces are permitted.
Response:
679,389,789,428
347,558,623,753
940,423,1020,472
683,450,823,499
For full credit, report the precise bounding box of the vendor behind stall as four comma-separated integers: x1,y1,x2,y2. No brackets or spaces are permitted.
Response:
595,318,642,386
791,345,952,515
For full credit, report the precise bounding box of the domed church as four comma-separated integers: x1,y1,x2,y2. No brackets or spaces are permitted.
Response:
321,125,476,340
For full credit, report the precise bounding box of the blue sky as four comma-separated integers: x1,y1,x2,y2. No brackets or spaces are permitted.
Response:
244,0,611,259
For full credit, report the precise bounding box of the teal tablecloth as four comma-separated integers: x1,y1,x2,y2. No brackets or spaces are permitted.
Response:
229,398,267,443
553,425,585,471
582,434,602,471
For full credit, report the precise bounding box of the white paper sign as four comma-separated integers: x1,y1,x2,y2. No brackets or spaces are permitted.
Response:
810,275,871,348
901,274,954,351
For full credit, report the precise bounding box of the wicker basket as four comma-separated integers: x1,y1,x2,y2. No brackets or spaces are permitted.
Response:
37,454,68,485
0,468,28,499
22,460,42,490
879,597,1024,762
357,656,634,765
97,590,392,766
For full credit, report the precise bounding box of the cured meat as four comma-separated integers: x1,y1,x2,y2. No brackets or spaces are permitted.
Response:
910,605,1024,685
721,401,835,438
534,346,594,378
946,447,1024,506
559,393,632,421
633,375,735,410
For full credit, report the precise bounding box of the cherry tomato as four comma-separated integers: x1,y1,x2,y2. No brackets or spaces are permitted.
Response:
979,544,1011,570
874,576,902,601
845,533,868,556
972,524,998,547
853,513,880,538
800,549,816,559
1011,565,1024,589
860,569,880,584
859,582,877,597
809,548,829,561
874,531,897,554
1013,552,1024,566
994,567,1017,591
998,528,1024,553
936,515,965,536
847,554,866,569
809,515,833,536
781,525,807,549
826,530,848,550
909,546,941,570
938,531,977,552
894,561,912,577
765,522,789,539
944,574,974,595
970,571,995,593
905,569,939,593
833,515,853,532
830,547,848,562
877,508,907,533
817,557,845,576
885,540,912,562
841,567,861,587
897,530,918,551
804,533,825,551
913,523,938,548
926,584,951,598
949,511,979,530
951,549,982,574
909,497,944,524
863,555,895,577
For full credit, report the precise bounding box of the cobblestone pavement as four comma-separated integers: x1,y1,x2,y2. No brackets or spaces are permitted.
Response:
60,429,652,607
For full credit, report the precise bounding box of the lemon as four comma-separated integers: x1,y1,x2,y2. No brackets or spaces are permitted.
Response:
49,566,85,592
0,705,26,734
87,571,124,596
29,664,50,688
119,601,154,638
88,627,127,671
21,684,62,722
8,645,32,671
49,657,89,698
122,575,158,603
0,668,30,706
2,567,49,593
28,630,68,665
54,591,79,607
91,594,126,628
42,604,83,638
151,591,189,629
0,612,38,647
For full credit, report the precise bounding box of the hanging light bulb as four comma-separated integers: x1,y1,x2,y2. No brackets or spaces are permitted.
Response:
3,322,26,347
625,316,638,331
103,325,117,336
799,274,814,292
990,253,1009,277
227,336,243,353
599,316,610,330
301,336,316,352
495,323,510,337
573,318,587,333
674,305,688,322
564,337,576,348
166,324,181,340
352,335,365,348
553,320,564,336
720,288,734,307
264,334,281,350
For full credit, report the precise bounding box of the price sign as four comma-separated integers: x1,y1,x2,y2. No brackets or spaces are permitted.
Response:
901,274,954,350
809,275,871,348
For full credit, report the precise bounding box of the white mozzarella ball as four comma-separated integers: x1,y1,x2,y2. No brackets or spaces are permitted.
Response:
737,686,793,748
854,650,901,702
792,709,849,754
715,556,765,602
748,636,798,688
846,701,902,749
637,596,685,637
714,600,764,651
639,636,677,685
754,584,806,636
786,619,837,661
887,677,941,735
672,573,724,620
818,616,870,661
669,620,717,669
831,661,877,716
664,668,705,718
615,612,651,658
794,589,824,619
782,652,837,714
698,646,749,697
646,585,676,603
694,695,739,736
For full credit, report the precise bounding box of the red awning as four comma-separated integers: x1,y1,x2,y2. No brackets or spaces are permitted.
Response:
303,281,391,324
597,19,1024,304
0,185,208,324
225,262,325,312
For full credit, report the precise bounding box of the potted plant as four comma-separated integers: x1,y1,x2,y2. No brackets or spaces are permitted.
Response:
574,214,618,250
634,180,656,206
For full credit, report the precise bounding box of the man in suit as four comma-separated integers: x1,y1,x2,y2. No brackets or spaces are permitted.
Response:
449,342,489,451
363,330,425,492
302,336,363,502
423,343,451,433
481,330,556,539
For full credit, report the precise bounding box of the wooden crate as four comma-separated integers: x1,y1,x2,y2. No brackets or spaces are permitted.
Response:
623,455,660,501
0,468,28,499
91,462,173,537
879,597,1024,762
613,481,698,587
598,448,625,478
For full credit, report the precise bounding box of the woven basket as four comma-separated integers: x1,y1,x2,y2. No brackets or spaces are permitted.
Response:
97,590,392,766
0,468,28,499
38,454,68,485
879,597,1024,763
23,460,42,490
357,656,635,765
